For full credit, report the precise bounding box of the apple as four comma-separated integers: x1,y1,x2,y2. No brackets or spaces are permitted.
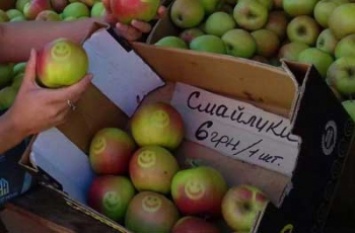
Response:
170,0,205,29
298,48,334,78
326,57,355,95
23,0,52,20
35,10,61,21
179,28,205,44
104,0,160,25
0,63,14,88
50,0,68,12
278,42,309,61
87,175,135,222
125,191,180,233
314,0,348,28
282,0,319,17
63,16,76,21
129,145,180,194
155,36,188,49
256,0,274,10
16,0,30,12
316,28,339,55
11,73,24,91
36,38,88,88
190,35,227,54
222,29,256,58
329,3,355,39
264,11,289,40
6,9,23,19
171,216,221,233
89,127,136,175
221,185,268,232
200,0,221,14
233,0,269,31
62,2,90,18
251,29,280,58
10,15,26,22
78,0,96,6
91,1,106,17
204,11,236,37
334,34,355,59
342,100,355,122
287,15,320,46
171,166,228,217
12,62,27,76
130,102,184,150
0,86,17,111
0,9,9,22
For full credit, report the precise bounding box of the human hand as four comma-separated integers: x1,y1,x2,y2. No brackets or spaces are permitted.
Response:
7,49,92,137
102,0,167,41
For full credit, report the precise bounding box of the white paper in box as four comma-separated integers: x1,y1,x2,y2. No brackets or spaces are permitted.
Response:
29,28,164,204
170,83,302,177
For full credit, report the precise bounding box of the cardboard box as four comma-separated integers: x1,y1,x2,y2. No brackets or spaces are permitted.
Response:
19,22,355,233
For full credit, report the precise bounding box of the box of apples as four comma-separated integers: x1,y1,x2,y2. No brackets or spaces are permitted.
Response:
17,4,355,233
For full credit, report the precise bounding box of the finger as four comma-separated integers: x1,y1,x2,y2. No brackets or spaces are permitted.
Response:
22,49,37,86
116,23,142,41
54,74,93,101
104,12,116,25
131,20,152,34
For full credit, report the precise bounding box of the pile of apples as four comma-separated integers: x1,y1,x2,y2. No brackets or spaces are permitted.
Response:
154,0,355,113
86,101,269,233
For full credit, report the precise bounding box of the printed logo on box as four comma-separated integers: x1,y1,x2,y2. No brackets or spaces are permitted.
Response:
0,178,9,197
321,120,337,156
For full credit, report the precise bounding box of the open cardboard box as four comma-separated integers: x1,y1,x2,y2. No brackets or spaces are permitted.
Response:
18,22,355,233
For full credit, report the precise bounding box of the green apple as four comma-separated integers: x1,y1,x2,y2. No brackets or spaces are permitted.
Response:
91,1,106,17
326,57,355,95
238,0,273,10
190,35,226,54
155,36,188,49
0,63,14,88
251,29,280,58
342,100,355,122
298,48,334,78
170,0,205,29
334,34,355,59
16,0,30,12
264,11,289,40
6,9,23,19
0,86,17,111
316,29,339,55
179,28,205,44
35,10,61,21
0,9,9,22
11,72,24,91
199,0,221,14
278,42,310,61
221,185,268,232
283,0,319,17
12,62,27,76
329,3,355,39
62,2,90,19
233,0,269,31
63,16,76,21
204,11,236,37
222,29,256,58
287,15,320,46
10,15,26,22
314,0,348,28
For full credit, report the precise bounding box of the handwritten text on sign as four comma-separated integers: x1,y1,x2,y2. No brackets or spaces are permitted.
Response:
170,83,301,176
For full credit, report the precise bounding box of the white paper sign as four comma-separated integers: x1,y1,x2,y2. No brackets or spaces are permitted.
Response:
171,83,301,176
83,29,165,116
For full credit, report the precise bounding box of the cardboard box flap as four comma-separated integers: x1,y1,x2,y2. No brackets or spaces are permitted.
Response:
133,43,299,116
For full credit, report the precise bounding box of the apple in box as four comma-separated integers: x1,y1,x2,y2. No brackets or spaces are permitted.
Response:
130,102,184,150
36,38,88,88
103,0,160,24
87,175,136,222
23,0,51,20
89,128,136,175
171,166,228,218
125,191,180,233
222,185,269,232
171,216,221,233
129,145,180,194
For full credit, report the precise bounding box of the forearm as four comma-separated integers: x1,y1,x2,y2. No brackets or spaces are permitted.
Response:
0,18,107,63
0,112,26,154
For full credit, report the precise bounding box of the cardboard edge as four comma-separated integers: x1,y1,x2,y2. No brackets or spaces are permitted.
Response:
19,135,39,173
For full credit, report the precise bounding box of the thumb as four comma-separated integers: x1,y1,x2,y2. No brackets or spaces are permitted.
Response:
23,49,37,85
55,74,93,102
